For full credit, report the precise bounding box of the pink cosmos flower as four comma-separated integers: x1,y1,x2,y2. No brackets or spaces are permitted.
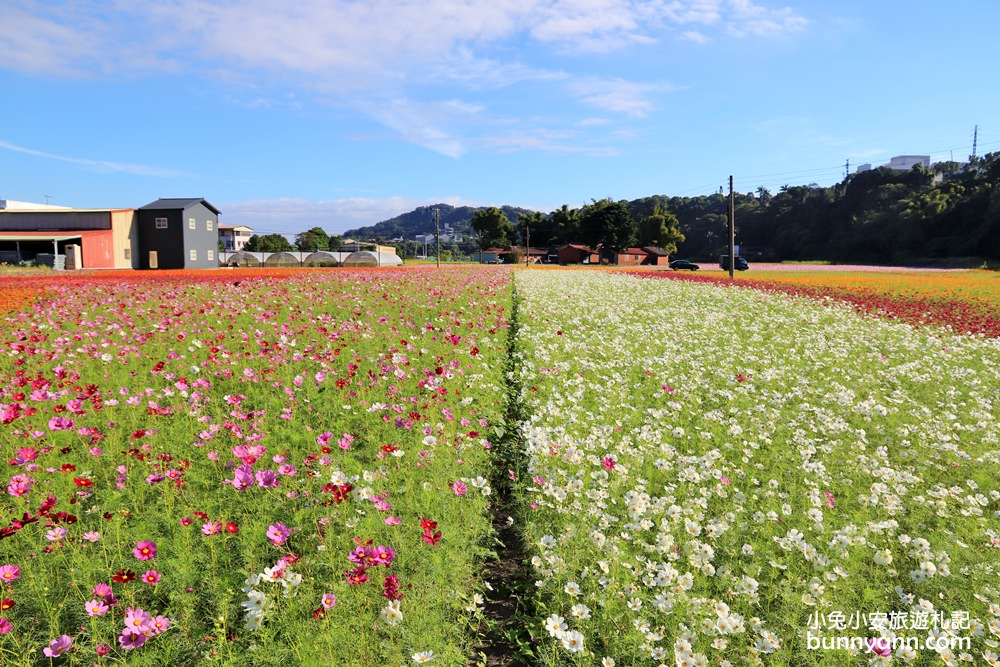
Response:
384,517,401,526
141,570,161,586
96,644,111,656
124,607,152,634
320,593,337,609
47,416,75,431
118,628,147,650
0,618,11,634
45,526,67,541
230,464,253,491
92,582,113,598
83,531,100,542
202,520,223,536
452,481,468,496
867,637,891,657
371,545,396,567
149,615,170,634
43,634,73,657
85,598,110,617
823,491,836,509
602,457,616,471
266,522,291,546
255,469,279,488
133,540,157,560
0,565,20,584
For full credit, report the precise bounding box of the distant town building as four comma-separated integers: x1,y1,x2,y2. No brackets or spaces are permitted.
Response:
218,224,254,252
888,155,930,171
856,155,931,174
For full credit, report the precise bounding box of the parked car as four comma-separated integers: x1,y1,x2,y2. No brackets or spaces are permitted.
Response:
719,256,750,271
669,259,700,271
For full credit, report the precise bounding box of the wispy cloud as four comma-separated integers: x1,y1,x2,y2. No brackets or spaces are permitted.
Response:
679,30,712,44
569,78,682,118
726,0,809,37
0,139,192,177
0,1,810,155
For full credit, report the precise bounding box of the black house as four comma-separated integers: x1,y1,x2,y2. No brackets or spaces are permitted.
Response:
137,198,220,269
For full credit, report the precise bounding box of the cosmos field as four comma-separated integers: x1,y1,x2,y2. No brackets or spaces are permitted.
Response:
1,266,998,666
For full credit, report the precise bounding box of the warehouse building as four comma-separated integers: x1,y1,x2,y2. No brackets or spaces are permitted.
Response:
0,198,220,270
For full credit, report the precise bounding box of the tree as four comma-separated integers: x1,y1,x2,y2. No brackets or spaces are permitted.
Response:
517,211,548,247
470,207,514,250
328,235,344,251
295,227,330,252
549,205,581,244
245,233,294,253
579,199,637,255
639,204,685,256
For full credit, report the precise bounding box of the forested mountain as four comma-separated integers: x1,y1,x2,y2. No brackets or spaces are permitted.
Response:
343,151,1000,265
343,204,533,241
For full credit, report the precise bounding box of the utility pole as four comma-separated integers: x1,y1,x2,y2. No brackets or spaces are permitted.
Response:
525,219,530,268
434,207,440,268
972,125,978,160
728,175,735,279
845,158,850,179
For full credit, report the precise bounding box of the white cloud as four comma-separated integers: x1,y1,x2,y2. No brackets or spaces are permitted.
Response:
0,139,192,177
569,78,670,118
726,0,809,37
0,1,809,155
679,30,712,44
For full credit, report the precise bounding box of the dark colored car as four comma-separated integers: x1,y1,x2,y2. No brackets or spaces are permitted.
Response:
669,259,700,271
719,256,750,271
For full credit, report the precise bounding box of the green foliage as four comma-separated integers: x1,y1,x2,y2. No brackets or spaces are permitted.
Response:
579,199,636,254
471,207,515,250
244,233,295,253
638,204,685,255
294,227,331,252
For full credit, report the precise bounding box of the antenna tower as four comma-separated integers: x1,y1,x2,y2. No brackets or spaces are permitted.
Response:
972,125,978,160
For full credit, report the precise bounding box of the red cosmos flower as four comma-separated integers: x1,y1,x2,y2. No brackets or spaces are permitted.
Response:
0,598,14,611
419,518,437,532
72,478,93,488
111,569,137,583
312,607,326,620
60,463,76,473
422,530,442,546
225,522,239,534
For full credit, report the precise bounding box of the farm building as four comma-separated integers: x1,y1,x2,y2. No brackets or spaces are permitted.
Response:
0,200,138,269
0,197,222,270
549,244,601,265
136,198,220,269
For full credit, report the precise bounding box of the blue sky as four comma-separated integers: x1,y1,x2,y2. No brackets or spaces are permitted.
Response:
2,1,997,238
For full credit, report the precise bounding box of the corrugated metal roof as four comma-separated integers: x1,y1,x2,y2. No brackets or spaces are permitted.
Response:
140,198,221,215
0,232,85,242
641,246,668,256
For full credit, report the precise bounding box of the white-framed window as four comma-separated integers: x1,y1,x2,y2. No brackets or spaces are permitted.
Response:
189,249,197,261
155,217,168,229
207,250,214,261
206,219,213,231
189,218,196,230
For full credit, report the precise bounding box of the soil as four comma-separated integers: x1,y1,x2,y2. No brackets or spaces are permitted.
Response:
468,499,532,667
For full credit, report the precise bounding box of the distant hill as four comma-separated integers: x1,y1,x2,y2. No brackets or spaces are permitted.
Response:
343,204,536,241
